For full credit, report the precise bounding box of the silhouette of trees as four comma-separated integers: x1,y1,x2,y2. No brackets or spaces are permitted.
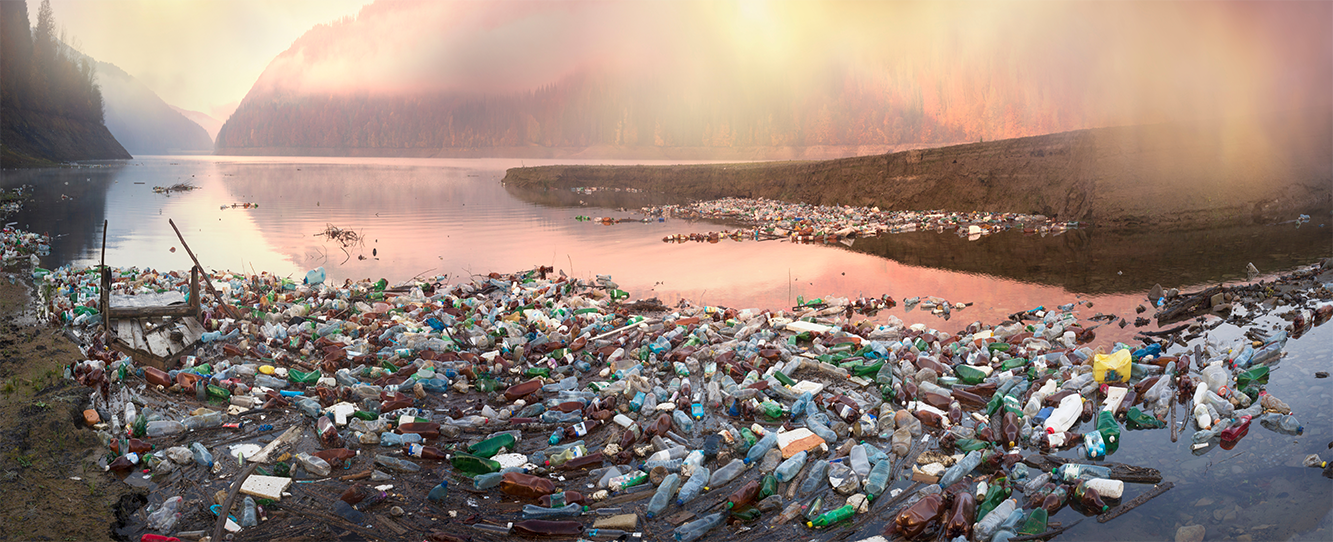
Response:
1,0,104,124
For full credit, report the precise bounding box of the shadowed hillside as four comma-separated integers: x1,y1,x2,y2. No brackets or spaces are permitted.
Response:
504,114,1331,228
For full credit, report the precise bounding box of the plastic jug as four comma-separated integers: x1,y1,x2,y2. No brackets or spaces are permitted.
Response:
1092,349,1130,383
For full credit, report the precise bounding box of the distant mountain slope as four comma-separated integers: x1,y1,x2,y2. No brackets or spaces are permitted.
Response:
170,105,222,142
93,61,212,155
215,1,1329,158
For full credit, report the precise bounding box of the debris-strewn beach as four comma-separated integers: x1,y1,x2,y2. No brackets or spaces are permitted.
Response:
2,221,1332,542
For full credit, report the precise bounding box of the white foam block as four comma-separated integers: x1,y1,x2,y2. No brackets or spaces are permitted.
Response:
240,474,292,501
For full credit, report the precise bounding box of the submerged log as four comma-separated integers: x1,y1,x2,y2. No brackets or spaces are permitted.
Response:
1098,482,1174,523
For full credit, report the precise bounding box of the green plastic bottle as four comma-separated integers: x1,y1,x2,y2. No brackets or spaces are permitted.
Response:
1096,411,1121,455
1125,407,1165,429
955,364,987,385
759,474,778,498
288,369,320,385
1018,507,1048,535
852,361,885,378
807,504,855,528
1236,366,1269,388
450,453,501,475
468,434,517,458
976,479,1010,519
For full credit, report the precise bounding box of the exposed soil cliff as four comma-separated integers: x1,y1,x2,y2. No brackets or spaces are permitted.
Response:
504,114,1331,228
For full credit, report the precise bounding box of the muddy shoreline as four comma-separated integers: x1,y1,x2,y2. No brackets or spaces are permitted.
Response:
0,271,140,541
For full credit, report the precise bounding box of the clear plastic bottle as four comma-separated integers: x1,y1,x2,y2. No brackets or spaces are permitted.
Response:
146,496,183,532
708,458,745,487
675,466,710,506
646,473,682,519
190,442,213,468
674,511,726,542
775,451,808,483
863,458,893,499
296,452,332,476
799,460,830,495
240,496,258,527
973,498,1017,542
521,503,584,519
745,431,778,464
938,449,981,488
1052,463,1110,482
849,445,871,478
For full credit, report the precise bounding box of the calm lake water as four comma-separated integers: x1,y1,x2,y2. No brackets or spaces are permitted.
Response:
4,155,1331,540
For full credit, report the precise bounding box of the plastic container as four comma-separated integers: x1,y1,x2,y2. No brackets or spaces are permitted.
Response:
1093,349,1131,383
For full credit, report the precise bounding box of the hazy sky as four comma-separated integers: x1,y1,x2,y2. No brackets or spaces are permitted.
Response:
31,0,371,120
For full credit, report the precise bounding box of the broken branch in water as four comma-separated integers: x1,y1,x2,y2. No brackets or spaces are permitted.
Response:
315,223,366,249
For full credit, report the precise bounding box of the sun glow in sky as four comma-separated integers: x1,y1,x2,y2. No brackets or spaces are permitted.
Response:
30,0,1332,135
31,0,371,120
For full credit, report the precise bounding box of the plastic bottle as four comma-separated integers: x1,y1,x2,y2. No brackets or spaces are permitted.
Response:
374,454,421,472
708,458,745,487
675,466,710,506
937,450,981,488
145,420,187,437
240,496,258,527
674,511,726,542
1082,477,1124,499
190,442,213,469
522,503,585,519
849,445,871,477
1024,379,1058,417
808,504,855,528
146,496,183,532
799,460,830,495
1018,507,1048,535
775,451,808,483
469,433,517,458
451,453,501,475
973,498,1017,542
863,458,893,499
646,473,682,519
296,452,332,476
745,431,778,464
672,410,695,433
1043,394,1082,434
427,480,449,502
182,410,223,430
1052,463,1110,482
379,432,423,447
1258,412,1303,435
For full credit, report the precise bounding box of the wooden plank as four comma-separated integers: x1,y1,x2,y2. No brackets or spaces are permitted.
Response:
145,328,174,359
131,322,149,353
107,305,197,319
116,320,133,343
181,317,205,344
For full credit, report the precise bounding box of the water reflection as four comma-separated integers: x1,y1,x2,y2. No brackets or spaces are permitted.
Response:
1,164,121,264
4,156,1331,539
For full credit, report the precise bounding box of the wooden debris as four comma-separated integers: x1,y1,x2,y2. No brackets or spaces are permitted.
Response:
1098,482,1174,523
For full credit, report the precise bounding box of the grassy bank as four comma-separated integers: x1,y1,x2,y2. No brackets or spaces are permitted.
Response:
504,114,1332,228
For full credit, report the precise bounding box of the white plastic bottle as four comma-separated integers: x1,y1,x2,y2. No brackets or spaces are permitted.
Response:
1043,394,1083,434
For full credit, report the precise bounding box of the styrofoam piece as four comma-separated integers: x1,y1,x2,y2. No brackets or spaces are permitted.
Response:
786,320,833,334
240,474,292,501
791,380,825,396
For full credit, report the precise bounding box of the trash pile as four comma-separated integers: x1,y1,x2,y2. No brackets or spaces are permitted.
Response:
22,234,1333,542
1,226,50,267
643,198,1081,245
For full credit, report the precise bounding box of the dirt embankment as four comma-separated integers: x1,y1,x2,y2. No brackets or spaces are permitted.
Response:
0,273,139,541
503,114,1332,228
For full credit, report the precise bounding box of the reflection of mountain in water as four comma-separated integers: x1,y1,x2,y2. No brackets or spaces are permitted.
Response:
504,182,1331,294
0,165,120,266
838,224,1332,294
